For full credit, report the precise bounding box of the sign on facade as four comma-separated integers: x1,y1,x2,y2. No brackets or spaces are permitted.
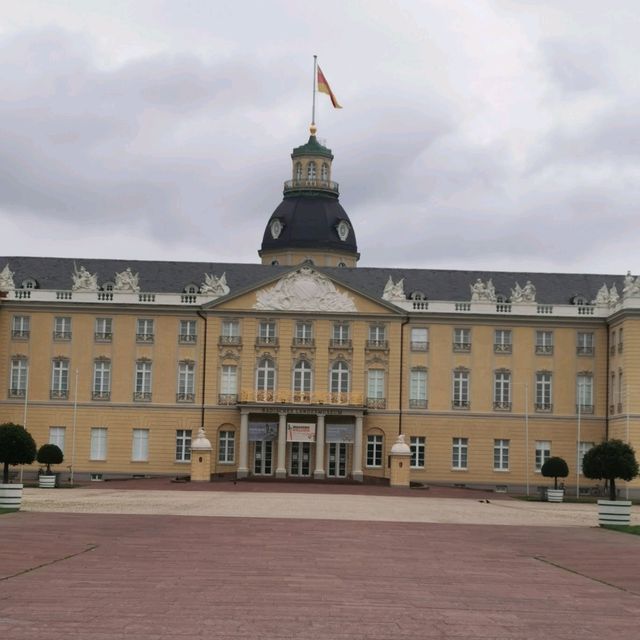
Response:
286,423,316,442
325,424,355,443
249,422,278,441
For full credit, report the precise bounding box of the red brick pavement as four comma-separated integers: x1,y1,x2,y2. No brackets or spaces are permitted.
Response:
1,512,639,639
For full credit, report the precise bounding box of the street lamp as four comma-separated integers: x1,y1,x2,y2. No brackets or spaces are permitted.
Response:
70,368,79,485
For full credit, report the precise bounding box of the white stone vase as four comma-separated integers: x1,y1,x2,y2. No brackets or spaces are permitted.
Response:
0,483,23,510
597,499,632,526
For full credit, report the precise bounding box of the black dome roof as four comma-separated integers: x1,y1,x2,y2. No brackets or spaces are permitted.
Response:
260,195,358,255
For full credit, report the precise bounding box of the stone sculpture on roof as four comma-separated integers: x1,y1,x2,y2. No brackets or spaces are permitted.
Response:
71,264,98,292
470,278,496,302
511,280,536,303
593,283,620,307
254,265,356,312
623,271,640,298
382,276,405,302
114,267,140,293
200,272,230,297
0,264,15,292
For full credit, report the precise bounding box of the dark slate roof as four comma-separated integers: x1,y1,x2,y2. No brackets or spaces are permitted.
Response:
260,195,358,255
0,256,625,305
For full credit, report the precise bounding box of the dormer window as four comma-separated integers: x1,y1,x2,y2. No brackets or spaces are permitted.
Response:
571,295,588,306
22,278,37,289
410,291,426,301
184,284,198,294
307,161,316,180
102,282,115,292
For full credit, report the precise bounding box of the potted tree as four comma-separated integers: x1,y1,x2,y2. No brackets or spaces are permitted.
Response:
582,439,639,525
541,457,569,502
36,444,64,488
0,422,37,510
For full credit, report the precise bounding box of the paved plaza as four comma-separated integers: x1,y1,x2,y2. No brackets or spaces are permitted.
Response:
1,484,640,639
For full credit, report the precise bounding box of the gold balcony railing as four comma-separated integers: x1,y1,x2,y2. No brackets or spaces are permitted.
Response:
239,390,364,406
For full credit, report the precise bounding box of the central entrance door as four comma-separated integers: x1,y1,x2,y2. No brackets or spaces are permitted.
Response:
327,443,347,478
253,440,273,475
289,442,311,477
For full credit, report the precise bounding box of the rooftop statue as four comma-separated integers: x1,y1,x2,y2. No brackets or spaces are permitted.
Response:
470,278,496,302
511,280,536,303
623,271,640,298
0,263,15,292
200,272,230,297
71,264,98,292
382,276,405,302
114,267,140,293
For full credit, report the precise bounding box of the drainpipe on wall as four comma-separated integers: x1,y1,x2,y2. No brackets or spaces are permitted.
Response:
605,324,610,440
196,309,208,431
398,316,410,436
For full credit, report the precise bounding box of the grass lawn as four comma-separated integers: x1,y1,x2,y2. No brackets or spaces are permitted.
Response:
602,525,640,536
0,507,18,515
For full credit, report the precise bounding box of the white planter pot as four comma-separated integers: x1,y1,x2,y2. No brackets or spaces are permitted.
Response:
546,488,564,503
39,475,56,489
0,483,23,510
598,499,632,526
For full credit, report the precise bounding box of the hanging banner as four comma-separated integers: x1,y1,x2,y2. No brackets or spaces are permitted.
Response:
249,422,278,442
325,424,355,443
286,422,316,442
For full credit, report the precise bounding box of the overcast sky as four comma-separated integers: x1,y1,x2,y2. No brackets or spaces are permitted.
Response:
1,0,639,275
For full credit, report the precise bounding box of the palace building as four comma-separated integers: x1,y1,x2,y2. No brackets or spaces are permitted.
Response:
1,125,639,494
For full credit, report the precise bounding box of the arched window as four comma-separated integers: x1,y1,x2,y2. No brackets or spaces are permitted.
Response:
22,278,37,289
295,162,302,180
256,357,276,400
330,361,350,402
293,359,312,400
307,161,316,180
321,163,329,180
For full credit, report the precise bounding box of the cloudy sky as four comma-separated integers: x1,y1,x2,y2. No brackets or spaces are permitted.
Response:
1,0,639,274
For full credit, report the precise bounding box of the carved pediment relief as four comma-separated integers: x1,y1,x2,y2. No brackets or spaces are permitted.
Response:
254,266,357,312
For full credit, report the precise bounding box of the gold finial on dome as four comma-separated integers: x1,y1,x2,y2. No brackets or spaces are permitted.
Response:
309,124,317,136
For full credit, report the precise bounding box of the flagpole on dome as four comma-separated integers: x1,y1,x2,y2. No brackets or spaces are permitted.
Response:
311,54,318,133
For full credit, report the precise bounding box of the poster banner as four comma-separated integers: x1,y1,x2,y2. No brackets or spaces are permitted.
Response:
325,424,355,443
286,422,316,442
248,422,278,442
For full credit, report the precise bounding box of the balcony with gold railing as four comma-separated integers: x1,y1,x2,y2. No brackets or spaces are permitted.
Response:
239,390,364,407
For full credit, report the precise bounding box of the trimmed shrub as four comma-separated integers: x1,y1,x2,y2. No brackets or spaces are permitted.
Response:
36,444,64,475
541,456,569,490
582,440,639,501
0,423,37,484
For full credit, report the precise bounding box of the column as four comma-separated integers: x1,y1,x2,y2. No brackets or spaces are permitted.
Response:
353,415,363,482
237,410,249,478
275,411,287,479
314,413,326,480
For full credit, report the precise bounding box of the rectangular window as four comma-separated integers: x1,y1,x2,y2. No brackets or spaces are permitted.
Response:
610,329,616,355
220,364,237,404
577,374,593,413
535,330,553,354
90,427,108,460
493,439,509,471
9,357,28,397
410,436,425,469
409,369,427,408
453,328,471,352
136,319,154,343
618,371,624,411
452,437,468,470
179,320,197,344
92,360,111,400
535,440,551,471
51,359,69,399
175,429,192,462
579,441,595,475
134,361,152,401
610,371,616,412
53,316,72,341
410,327,428,351
367,325,387,348
331,322,350,346
131,429,149,462
493,371,511,410
366,434,383,467
367,370,385,408
618,328,623,353
177,362,195,402
535,372,552,411
95,317,113,342
257,321,277,345
218,430,235,464
11,315,30,339
221,320,241,345
452,370,469,409
49,426,66,453
494,329,512,353
294,321,313,346
577,332,594,356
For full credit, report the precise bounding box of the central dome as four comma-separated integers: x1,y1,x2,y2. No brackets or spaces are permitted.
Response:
259,128,359,268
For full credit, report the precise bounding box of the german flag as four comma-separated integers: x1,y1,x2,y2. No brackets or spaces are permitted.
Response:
317,66,342,109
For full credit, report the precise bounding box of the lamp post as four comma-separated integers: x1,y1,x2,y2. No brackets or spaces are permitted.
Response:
70,368,79,485
524,382,529,497
19,366,29,484
576,385,582,499
626,384,630,500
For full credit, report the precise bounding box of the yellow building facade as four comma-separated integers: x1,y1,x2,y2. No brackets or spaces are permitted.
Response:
1,128,639,494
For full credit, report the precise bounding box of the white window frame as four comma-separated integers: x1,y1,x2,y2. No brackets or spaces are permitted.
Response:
293,360,312,394
95,317,113,341
577,374,593,412
452,437,468,470
136,318,154,342
535,330,553,354
51,359,69,396
367,369,385,399
218,430,235,464
493,439,509,471
535,440,551,471
9,357,28,395
221,364,237,395
256,357,276,392
493,371,511,409
179,319,197,343
578,441,595,475
135,361,152,395
90,427,108,460
93,359,111,397
535,372,552,411
453,328,471,351
11,315,30,338
410,436,425,469
49,426,66,453
409,368,427,408
53,316,71,340
177,361,195,399
131,428,149,462
175,429,192,462
330,361,350,394
410,327,428,351
366,434,383,468
452,370,469,408
494,329,512,353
